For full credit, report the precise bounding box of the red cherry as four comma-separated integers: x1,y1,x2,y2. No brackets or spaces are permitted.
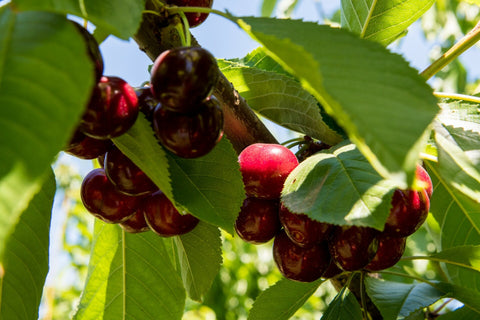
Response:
365,235,406,271
329,226,379,271
321,260,343,279
80,76,138,139
238,143,299,199
165,0,213,28
416,165,433,198
279,203,332,248
135,86,159,120
143,191,199,237
120,209,150,233
234,197,281,244
273,230,331,282
64,128,112,159
80,168,140,223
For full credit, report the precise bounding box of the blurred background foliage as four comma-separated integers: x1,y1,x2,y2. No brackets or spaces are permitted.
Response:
40,0,480,319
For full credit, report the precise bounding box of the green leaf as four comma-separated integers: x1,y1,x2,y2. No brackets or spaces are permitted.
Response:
74,222,186,320
365,278,447,320
261,0,278,17
218,58,343,146
427,245,480,273
248,278,323,320
438,306,480,320
282,142,395,229
321,286,362,320
341,0,435,46
12,0,144,39
174,222,222,302
0,8,93,260
0,170,55,319
167,138,244,235
235,17,438,188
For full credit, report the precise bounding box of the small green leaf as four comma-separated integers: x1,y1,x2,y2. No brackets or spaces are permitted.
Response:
341,0,435,45
0,170,55,320
12,0,144,39
427,245,480,272
74,222,186,320
0,8,93,260
282,142,395,229
261,0,278,17
321,286,362,320
248,278,323,320
174,222,222,302
235,17,438,188
219,59,342,145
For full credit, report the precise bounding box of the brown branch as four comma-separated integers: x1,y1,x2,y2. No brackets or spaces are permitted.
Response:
133,0,277,154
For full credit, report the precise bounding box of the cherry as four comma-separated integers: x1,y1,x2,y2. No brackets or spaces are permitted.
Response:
135,86,159,120
80,168,140,224
104,146,158,196
150,47,219,112
382,188,430,238
329,225,379,271
416,164,433,198
143,191,199,237
321,260,343,279
273,230,331,282
365,235,406,272
119,209,150,233
238,143,299,199
166,0,213,28
279,203,332,248
152,96,224,158
234,197,281,244
80,76,139,139
64,128,112,159
71,21,104,81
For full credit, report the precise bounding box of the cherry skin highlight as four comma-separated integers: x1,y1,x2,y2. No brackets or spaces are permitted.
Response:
238,143,299,199
80,168,140,224
273,230,331,282
143,191,199,237
416,164,433,198
234,197,281,244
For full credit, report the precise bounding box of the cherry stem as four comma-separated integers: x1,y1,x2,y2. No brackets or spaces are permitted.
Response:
434,92,480,104
431,298,454,315
359,272,370,320
421,19,480,80
177,11,191,47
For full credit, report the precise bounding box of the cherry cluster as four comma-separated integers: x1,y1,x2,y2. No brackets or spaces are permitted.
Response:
235,143,433,282
63,22,223,237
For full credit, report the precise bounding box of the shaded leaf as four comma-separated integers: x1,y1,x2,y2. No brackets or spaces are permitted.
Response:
321,286,362,320
428,245,480,273
0,170,55,319
282,142,395,229
73,223,186,320
248,278,323,320
341,0,435,45
438,306,480,320
235,17,438,188
0,8,93,260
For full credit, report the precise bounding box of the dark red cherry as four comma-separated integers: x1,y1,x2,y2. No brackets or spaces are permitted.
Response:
234,197,281,244
104,146,158,196
365,235,406,272
238,143,299,199
321,260,343,279
329,226,379,271
119,209,150,233
64,128,112,159
416,164,433,198
71,21,104,81
80,168,139,223
166,0,213,28
80,76,139,139
152,97,224,158
279,203,332,248
143,191,199,237
382,189,430,238
135,86,159,120
150,47,219,112
273,230,331,282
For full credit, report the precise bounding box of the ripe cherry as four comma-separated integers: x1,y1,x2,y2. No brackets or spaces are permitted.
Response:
321,260,343,279
273,230,331,282
150,47,219,112
104,146,158,196
166,0,213,28
238,143,299,199
329,225,379,271
234,197,281,244
416,165,433,198
382,188,430,238
80,76,139,139
80,168,140,224
64,128,112,159
365,235,406,272
279,203,332,248
143,191,199,237
71,21,104,81
135,86,159,120
152,97,224,158
119,209,150,233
